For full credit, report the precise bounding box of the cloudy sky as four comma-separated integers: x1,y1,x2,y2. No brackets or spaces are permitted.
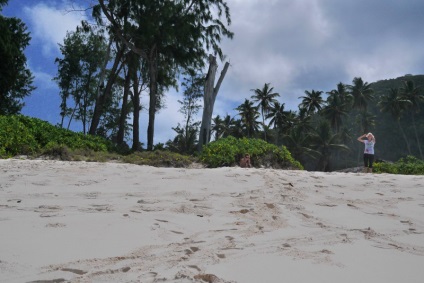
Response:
3,0,424,145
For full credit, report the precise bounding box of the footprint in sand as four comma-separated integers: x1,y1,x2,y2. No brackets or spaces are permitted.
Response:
31,180,51,186
35,205,63,217
79,204,113,213
151,223,160,230
45,223,66,228
82,192,100,199
61,268,87,275
26,278,66,283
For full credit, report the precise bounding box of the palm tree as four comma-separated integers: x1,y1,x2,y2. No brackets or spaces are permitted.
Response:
378,87,412,155
358,110,376,134
235,99,260,138
168,123,199,154
283,127,319,166
299,90,324,115
334,82,353,107
309,120,349,172
222,114,236,138
400,80,424,159
230,118,245,138
283,110,299,135
296,107,314,134
321,89,349,133
251,83,280,141
211,115,225,141
338,126,354,167
347,77,374,111
266,101,286,144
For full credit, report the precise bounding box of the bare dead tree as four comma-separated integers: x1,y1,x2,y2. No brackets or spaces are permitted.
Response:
198,55,229,151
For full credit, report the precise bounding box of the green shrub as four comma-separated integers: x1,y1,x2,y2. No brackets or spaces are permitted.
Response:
0,115,113,157
374,155,424,175
200,136,303,169
0,115,39,156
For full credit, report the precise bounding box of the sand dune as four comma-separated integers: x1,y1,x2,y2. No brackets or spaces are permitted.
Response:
1,159,423,283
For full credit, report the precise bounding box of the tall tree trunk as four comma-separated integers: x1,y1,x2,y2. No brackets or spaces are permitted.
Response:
261,109,266,142
117,67,131,146
131,65,141,151
198,55,229,151
89,46,124,135
398,119,411,155
147,53,158,151
411,113,423,159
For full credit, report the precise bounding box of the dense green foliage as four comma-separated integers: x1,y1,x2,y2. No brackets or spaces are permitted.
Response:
94,0,234,150
2,0,423,172
374,155,424,175
0,7,35,115
0,115,197,168
54,24,110,134
200,136,303,169
0,115,112,158
368,75,424,161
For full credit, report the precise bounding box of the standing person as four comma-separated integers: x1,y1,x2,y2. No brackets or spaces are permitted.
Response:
357,133,376,173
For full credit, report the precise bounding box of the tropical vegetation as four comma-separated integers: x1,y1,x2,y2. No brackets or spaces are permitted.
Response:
1,1,424,174
200,136,303,169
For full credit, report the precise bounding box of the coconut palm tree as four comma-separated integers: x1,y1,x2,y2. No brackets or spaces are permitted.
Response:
251,83,280,141
296,107,314,134
266,101,286,144
378,87,412,155
347,77,374,111
230,118,245,139
309,120,349,172
235,99,260,138
211,115,225,141
284,110,299,135
357,110,376,134
283,126,318,166
222,114,236,138
168,122,199,154
299,90,324,115
333,82,353,107
400,80,424,159
321,89,349,133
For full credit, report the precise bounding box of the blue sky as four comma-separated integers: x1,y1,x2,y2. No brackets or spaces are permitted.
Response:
3,0,424,145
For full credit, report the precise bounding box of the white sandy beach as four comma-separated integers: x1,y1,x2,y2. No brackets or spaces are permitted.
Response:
1,159,423,283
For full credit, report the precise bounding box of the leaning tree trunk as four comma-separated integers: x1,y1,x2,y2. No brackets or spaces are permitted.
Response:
198,55,229,151
89,46,124,135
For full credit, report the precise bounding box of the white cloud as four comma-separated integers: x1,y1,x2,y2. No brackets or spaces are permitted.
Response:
33,70,56,91
23,1,87,57
345,39,424,83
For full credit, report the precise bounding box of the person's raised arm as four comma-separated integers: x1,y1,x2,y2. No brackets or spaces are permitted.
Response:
357,134,366,142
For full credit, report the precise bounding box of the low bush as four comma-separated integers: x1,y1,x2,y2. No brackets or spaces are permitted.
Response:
200,136,303,169
0,115,39,157
122,150,198,168
374,155,424,175
0,115,113,158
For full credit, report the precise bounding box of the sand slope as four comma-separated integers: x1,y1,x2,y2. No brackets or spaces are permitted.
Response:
1,159,423,283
